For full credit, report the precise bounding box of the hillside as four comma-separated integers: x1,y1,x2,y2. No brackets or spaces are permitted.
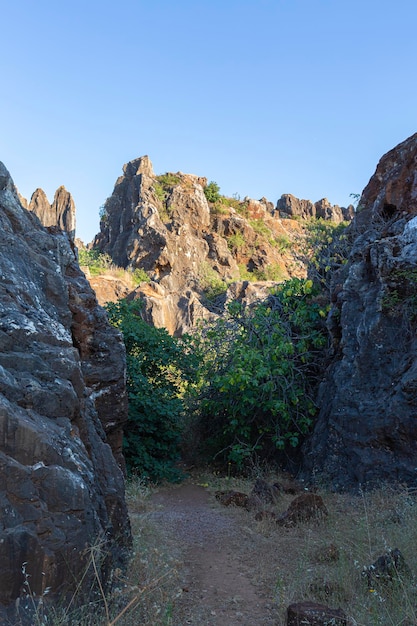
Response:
88,156,352,334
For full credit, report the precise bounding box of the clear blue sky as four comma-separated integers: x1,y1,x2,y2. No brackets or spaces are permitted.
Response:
2,0,416,243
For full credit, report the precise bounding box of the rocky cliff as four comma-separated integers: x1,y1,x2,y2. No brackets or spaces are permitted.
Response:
303,132,417,490
92,156,352,334
0,164,130,621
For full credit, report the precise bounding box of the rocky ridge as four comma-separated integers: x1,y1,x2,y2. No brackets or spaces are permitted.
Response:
92,156,352,334
0,164,130,621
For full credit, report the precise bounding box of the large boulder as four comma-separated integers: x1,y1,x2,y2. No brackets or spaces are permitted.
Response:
0,163,130,621
303,132,417,490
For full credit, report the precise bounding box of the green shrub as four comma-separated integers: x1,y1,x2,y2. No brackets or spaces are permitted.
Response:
156,173,181,187
106,300,198,482
153,182,166,202
198,262,228,302
78,248,113,275
297,219,350,290
204,181,221,203
227,232,246,251
191,278,328,468
131,268,151,285
249,218,272,238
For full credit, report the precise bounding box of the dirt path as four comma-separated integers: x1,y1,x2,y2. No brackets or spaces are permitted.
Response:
149,482,278,625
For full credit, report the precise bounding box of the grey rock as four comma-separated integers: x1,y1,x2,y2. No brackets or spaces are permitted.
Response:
303,132,417,490
0,163,130,620
29,185,76,240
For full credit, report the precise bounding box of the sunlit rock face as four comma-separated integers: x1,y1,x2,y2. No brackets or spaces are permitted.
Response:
277,193,354,222
92,156,312,335
303,133,417,490
28,185,76,240
0,162,130,621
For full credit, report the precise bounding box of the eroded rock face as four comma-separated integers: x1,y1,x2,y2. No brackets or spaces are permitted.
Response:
0,163,130,619
277,193,354,222
92,157,317,334
303,133,417,490
28,185,76,240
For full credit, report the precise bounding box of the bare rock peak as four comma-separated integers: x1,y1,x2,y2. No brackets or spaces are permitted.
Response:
28,185,76,240
122,154,154,178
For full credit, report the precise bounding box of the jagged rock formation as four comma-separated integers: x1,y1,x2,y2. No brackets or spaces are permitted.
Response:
0,163,130,620
27,185,76,240
277,193,354,222
303,132,417,490
93,156,353,334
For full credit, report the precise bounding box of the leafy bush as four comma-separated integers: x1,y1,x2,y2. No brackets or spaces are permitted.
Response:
198,262,228,303
131,268,151,285
191,278,328,468
297,219,350,290
156,173,181,187
78,248,113,275
227,232,246,251
204,181,221,203
106,300,197,482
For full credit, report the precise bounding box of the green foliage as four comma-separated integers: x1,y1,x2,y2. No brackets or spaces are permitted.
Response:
156,173,181,188
78,248,112,275
106,300,197,482
198,262,228,302
237,263,286,283
216,195,250,217
297,219,350,290
273,233,292,251
204,181,221,203
131,268,151,285
153,182,166,202
191,278,328,468
381,267,417,321
227,232,246,251
249,218,272,238
99,204,108,223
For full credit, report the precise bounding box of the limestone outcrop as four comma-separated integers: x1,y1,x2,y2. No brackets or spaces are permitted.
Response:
0,163,130,621
303,133,417,490
28,185,76,240
93,156,351,334
277,193,354,222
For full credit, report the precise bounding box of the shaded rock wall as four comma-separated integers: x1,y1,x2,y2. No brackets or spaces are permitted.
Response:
0,163,130,619
303,133,417,490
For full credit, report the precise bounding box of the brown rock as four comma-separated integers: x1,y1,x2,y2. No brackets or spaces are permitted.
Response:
286,601,347,625
215,490,249,508
277,494,328,527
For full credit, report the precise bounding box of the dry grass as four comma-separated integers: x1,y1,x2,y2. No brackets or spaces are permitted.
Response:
183,472,417,625
14,474,417,625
